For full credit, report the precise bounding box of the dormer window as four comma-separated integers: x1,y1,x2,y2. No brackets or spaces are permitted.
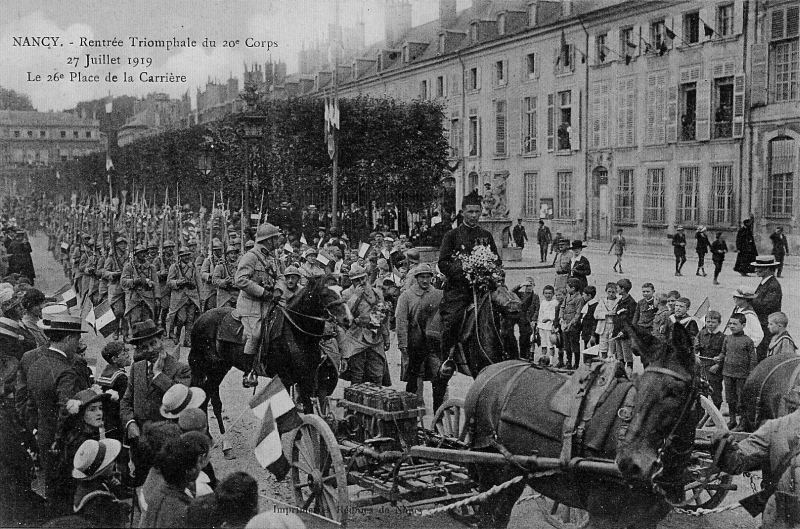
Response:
438,34,445,54
497,13,506,35
403,45,409,63
470,22,478,42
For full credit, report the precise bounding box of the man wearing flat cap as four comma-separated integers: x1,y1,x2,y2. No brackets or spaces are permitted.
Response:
437,191,501,375
25,314,91,515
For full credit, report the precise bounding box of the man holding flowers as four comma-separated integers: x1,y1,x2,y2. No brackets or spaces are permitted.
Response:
437,191,502,377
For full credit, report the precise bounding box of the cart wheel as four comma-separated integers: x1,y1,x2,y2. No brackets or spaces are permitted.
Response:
679,450,734,510
288,414,349,527
534,495,589,529
432,398,467,444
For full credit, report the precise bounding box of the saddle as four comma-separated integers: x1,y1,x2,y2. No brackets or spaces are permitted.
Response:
216,309,284,346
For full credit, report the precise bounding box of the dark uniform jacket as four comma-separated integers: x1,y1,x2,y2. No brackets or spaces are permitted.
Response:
438,223,501,309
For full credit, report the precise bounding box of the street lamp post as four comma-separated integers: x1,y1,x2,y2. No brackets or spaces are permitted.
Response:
234,84,267,228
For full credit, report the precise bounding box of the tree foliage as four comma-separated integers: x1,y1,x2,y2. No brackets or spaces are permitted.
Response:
0,87,35,111
52,96,449,215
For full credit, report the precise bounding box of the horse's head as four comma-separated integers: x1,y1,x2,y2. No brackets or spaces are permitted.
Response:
291,276,352,330
616,321,700,498
490,283,521,317
319,276,352,328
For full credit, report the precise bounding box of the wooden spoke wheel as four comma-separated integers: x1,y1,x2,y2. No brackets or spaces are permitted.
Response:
432,398,468,445
680,455,734,510
534,495,589,529
288,414,349,527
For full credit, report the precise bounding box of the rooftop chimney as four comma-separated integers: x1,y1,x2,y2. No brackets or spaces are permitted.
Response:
385,0,412,46
439,0,457,29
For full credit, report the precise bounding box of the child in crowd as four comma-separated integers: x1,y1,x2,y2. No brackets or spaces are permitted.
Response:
593,282,619,360
614,279,637,375
667,290,681,315
579,285,598,351
767,311,797,356
715,313,757,430
96,341,130,442
71,438,129,528
609,228,626,274
559,278,585,369
728,288,764,349
696,311,725,408
537,285,559,366
651,292,672,342
632,283,657,334
670,297,699,349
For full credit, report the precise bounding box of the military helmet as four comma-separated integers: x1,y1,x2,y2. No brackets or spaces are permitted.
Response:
178,246,193,257
162,240,176,248
211,238,223,250
283,265,302,278
348,264,367,280
255,223,281,243
114,236,128,245
147,241,159,250
245,240,255,249
225,241,241,253
134,244,148,255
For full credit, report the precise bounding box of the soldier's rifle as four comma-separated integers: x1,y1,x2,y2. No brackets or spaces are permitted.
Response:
240,189,245,253
208,190,216,260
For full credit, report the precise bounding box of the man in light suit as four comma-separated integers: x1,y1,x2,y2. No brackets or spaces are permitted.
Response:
751,255,783,362
120,319,190,484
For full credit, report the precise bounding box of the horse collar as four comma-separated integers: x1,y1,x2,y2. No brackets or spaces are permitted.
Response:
643,366,692,383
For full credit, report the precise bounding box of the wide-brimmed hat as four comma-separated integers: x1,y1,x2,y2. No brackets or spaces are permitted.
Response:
348,264,367,280
126,319,164,344
211,238,223,250
0,316,23,340
66,387,109,416
732,286,756,299
160,384,206,419
133,244,148,255
412,263,435,277
570,240,587,250
38,313,87,334
72,438,121,480
751,255,780,267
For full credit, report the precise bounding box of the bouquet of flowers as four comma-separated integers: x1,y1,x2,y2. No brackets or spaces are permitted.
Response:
458,244,502,290
368,301,392,329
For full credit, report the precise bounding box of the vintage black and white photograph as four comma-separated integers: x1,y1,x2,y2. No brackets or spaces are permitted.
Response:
0,0,798,527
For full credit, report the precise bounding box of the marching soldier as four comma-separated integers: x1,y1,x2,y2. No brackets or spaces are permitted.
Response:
83,239,102,306
70,233,87,285
200,238,223,312
166,246,201,347
212,240,241,309
154,240,176,330
103,237,129,339
234,223,282,387
121,244,160,333
76,237,96,306
97,240,111,305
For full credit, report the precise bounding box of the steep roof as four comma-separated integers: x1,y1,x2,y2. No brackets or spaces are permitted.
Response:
0,110,99,126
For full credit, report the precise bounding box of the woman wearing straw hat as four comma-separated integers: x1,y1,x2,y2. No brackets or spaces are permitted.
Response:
70,438,129,527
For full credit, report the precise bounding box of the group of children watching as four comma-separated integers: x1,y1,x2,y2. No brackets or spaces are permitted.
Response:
523,278,796,430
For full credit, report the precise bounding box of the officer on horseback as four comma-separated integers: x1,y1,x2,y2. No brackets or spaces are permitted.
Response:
437,191,501,378
234,223,282,387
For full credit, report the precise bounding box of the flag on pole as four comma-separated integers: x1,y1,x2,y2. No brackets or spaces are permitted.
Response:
53,284,78,308
331,97,340,130
299,234,307,245
106,153,114,172
316,250,331,266
703,23,715,37
85,303,96,332
253,404,290,479
357,242,371,259
92,299,118,338
693,296,710,325
283,242,294,254
248,376,302,431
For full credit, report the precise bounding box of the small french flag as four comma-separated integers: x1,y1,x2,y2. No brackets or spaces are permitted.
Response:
358,242,371,259
53,284,78,308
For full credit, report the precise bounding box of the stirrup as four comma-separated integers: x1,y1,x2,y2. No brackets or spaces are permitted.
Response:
438,357,456,379
242,371,259,388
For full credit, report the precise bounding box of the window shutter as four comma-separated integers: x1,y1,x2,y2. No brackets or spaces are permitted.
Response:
645,73,657,144
732,73,745,138
570,45,576,71
464,69,469,91
495,101,507,155
547,93,555,151
695,77,711,141
666,83,678,143
477,117,482,156
588,34,595,64
750,43,768,106
771,8,785,40
573,90,581,150
590,82,600,149
788,6,800,37
699,5,713,42
535,53,540,79
734,0,744,35
476,66,481,89
509,99,519,154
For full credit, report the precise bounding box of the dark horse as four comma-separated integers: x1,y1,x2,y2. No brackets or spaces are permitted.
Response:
188,276,352,438
739,351,800,430
465,321,702,528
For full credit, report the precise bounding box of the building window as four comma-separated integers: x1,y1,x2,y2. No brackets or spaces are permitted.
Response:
468,171,479,194
557,42,574,73
644,168,666,223
522,96,537,154
495,60,506,85
620,27,635,58
713,77,734,138
526,53,536,79
13,130,20,138
449,118,461,158
650,19,668,51
469,67,479,91
677,166,700,224
495,100,507,156
26,130,33,138
420,80,428,100
523,172,537,217
436,76,445,98
557,90,572,151
717,4,734,37
768,136,795,217
438,34,445,54
683,12,700,44
596,33,607,64
771,40,799,102
470,23,478,42
616,168,635,222
680,82,697,140
85,131,92,138
73,130,79,138
60,130,66,138
557,171,573,218
468,114,480,156
497,13,506,35
709,165,734,225
40,130,46,138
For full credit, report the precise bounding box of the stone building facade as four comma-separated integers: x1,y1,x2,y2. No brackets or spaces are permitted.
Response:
0,110,103,167
118,92,192,146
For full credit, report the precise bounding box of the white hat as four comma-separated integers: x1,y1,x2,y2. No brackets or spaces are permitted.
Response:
72,438,121,480
160,384,206,419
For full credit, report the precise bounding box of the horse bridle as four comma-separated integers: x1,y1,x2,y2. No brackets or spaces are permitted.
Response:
644,365,700,498
280,296,347,339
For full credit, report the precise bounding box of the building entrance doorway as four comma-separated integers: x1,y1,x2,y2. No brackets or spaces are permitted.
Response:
591,166,609,240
